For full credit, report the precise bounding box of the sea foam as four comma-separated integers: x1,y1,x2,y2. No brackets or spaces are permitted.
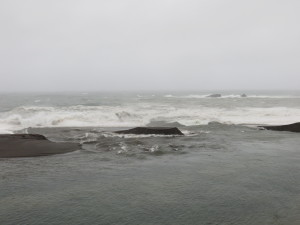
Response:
1,104,300,133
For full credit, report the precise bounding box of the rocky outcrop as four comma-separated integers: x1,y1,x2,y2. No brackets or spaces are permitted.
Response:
260,122,300,133
207,94,222,98
0,134,80,158
241,94,247,97
115,127,184,135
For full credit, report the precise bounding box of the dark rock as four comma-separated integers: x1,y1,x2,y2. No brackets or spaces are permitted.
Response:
241,94,247,97
115,127,184,135
260,122,300,133
0,134,80,158
207,94,222,98
208,121,224,126
8,134,48,140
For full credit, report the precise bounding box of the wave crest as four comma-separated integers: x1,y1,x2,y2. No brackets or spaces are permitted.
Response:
0,105,300,133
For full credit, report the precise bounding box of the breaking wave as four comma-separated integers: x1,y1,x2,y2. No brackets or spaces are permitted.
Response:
1,104,300,133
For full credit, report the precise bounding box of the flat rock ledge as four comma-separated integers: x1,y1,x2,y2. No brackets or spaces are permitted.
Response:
0,134,80,158
115,127,184,135
260,122,300,133
207,94,222,98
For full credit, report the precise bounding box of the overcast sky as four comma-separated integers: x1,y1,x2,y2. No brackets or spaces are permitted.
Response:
0,0,299,92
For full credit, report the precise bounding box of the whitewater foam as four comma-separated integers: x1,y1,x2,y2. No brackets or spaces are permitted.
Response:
1,103,300,133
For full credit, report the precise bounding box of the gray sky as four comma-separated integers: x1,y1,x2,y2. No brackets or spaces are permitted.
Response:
0,0,299,92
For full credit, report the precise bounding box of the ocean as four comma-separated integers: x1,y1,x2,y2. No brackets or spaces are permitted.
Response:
0,91,300,225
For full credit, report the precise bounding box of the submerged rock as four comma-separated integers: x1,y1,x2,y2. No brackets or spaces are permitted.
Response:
241,94,247,97
207,94,222,98
0,134,80,158
115,127,184,135
260,122,300,133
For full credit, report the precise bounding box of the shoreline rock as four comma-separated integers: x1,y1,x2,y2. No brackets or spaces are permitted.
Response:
0,134,80,158
260,122,300,133
115,127,184,135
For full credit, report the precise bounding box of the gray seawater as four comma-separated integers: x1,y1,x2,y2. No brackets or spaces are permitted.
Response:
0,91,300,225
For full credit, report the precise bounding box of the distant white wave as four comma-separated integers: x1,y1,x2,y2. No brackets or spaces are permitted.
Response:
164,94,300,99
1,104,300,133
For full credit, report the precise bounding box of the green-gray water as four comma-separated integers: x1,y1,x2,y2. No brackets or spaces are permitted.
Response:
0,92,300,224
